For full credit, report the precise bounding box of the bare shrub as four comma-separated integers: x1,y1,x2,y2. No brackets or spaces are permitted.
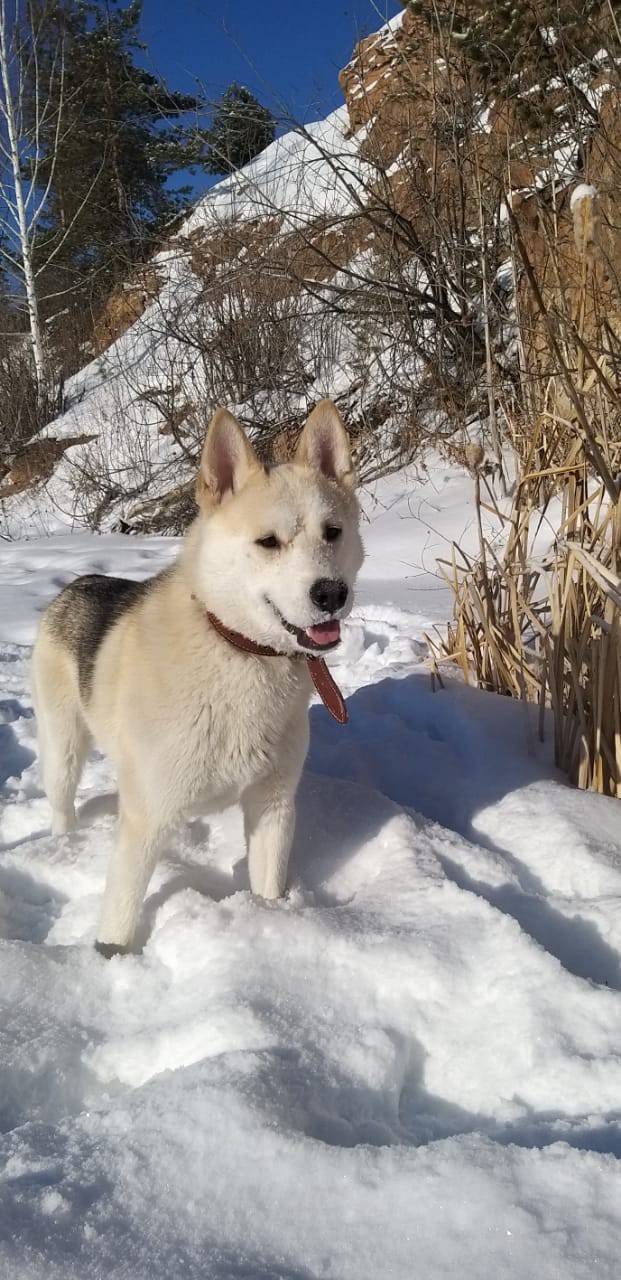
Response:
0,337,64,475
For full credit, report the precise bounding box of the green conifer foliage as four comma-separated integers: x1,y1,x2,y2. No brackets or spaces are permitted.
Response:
24,0,205,312
404,0,605,88
203,82,275,176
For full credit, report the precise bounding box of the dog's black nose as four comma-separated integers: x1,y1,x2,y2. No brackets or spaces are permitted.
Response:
309,578,348,614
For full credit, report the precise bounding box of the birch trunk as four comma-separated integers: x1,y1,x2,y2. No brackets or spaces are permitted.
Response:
0,0,47,401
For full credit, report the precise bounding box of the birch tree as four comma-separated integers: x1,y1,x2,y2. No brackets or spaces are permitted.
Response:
0,0,67,400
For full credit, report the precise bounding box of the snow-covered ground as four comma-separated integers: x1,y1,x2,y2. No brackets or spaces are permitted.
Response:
2,466,621,1279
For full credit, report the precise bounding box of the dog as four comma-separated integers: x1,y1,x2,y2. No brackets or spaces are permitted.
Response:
32,400,364,955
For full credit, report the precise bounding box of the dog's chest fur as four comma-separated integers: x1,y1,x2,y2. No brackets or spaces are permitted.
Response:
162,649,309,808
88,574,311,817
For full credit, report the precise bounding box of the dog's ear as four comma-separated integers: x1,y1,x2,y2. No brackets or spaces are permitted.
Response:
295,400,355,489
197,408,259,508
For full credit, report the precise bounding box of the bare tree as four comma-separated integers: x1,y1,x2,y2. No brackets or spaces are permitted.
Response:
0,0,64,398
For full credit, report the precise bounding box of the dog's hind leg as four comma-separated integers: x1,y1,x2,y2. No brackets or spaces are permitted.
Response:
32,637,91,836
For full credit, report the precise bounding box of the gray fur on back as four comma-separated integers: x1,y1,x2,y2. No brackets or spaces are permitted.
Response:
46,573,157,699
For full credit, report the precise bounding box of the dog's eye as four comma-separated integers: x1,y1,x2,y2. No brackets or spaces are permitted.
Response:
324,525,342,543
256,534,281,550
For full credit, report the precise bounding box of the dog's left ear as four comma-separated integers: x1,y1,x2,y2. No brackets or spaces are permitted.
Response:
197,407,259,508
295,400,355,489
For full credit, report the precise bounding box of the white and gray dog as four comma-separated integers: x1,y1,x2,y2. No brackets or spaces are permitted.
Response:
32,401,364,954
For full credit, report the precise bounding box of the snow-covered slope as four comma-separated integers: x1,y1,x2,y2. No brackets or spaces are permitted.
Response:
183,106,370,233
2,466,621,1278
0,102,379,540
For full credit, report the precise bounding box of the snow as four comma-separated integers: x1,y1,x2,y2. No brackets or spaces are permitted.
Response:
2,5,621,1268
2,463,621,1278
383,10,405,37
473,102,493,134
181,107,371,237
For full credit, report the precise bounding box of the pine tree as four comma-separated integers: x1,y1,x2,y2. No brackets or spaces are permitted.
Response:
25,0,206,315
204,83,275,176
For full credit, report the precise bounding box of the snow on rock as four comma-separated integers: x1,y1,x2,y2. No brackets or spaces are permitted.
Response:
570,183,598,210
1,471,621,1277
181,107,371,235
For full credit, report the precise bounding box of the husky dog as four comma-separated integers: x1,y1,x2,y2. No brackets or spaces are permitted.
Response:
32,401,363,955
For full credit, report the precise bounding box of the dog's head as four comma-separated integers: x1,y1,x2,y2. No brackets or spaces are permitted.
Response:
189,400,364,655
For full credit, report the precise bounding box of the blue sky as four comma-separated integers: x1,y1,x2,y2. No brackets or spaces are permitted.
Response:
140,0,402,126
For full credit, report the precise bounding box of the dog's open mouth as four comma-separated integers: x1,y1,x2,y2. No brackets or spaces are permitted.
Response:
268,603,342,651
299,620,341,650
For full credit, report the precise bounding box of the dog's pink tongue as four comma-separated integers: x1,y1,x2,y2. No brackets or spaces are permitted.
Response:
305,620,341,647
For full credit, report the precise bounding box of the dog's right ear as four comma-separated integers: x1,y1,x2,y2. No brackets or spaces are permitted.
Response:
196,408,259,509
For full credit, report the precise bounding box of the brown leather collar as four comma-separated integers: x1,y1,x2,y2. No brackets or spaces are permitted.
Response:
206,609,348,725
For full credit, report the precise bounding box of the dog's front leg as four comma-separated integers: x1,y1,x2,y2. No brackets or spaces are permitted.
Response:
242,714,308,899
242,777,298,900
95,801,162,956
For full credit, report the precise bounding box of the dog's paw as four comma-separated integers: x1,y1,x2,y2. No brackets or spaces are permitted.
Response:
94,939,130,959
51,807,77,836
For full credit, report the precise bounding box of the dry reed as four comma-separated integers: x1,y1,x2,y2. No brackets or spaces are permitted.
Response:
429,170,621,796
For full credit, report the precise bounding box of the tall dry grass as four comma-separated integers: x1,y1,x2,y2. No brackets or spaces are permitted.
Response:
429,178,621,796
